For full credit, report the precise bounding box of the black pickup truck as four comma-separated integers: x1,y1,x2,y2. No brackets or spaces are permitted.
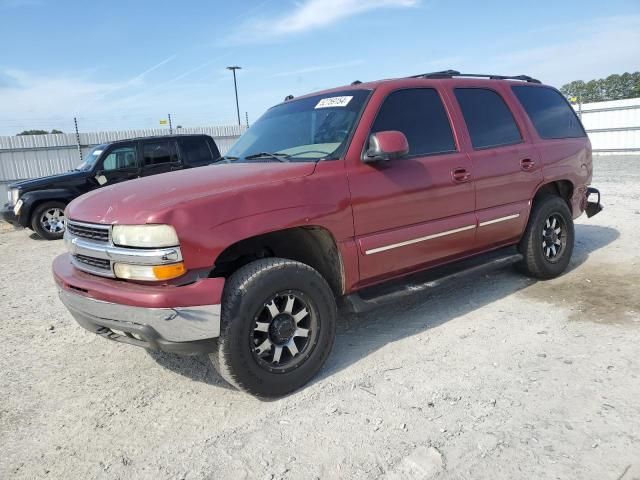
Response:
2,134,220,240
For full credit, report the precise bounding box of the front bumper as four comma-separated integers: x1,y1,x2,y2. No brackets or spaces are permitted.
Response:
53,253,224,355
1,203,19,227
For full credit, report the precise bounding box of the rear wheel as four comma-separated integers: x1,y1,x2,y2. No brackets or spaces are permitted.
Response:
518,195,574,279
31,201,66,240
210,258,336,398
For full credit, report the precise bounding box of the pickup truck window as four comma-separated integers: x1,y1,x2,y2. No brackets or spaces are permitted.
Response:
102,146,138,171
371,88,456,157
143,141,178,166
512,86,586,139
455,88,522,149
180,137,214,166
225,89,370,161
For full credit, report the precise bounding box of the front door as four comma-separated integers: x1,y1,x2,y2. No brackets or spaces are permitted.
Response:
347,87,476,284
95,143,140,187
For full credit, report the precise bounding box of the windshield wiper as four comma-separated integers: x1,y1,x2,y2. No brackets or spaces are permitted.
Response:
243,152,290,162
212,155,239,164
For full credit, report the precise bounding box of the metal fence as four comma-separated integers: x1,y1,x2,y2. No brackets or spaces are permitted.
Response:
575,97,640,154
0,125,246,201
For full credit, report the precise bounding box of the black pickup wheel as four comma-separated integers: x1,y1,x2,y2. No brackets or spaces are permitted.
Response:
518,195,574,279
210,258,336,397
31,201,66,240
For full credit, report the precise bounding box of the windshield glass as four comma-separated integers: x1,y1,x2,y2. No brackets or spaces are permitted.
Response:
75,145,107,171
225,89,371,162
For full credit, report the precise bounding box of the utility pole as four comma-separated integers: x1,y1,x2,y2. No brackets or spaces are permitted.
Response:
226,66,242,126
168,113,173,134
74,117,82,162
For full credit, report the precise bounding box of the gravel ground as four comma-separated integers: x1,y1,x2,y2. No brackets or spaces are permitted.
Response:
1,156,639,480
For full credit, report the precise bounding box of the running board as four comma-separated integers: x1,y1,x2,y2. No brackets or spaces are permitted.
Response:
343,247,523,313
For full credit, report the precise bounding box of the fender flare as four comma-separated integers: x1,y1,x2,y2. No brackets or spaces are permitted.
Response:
18,189,77,227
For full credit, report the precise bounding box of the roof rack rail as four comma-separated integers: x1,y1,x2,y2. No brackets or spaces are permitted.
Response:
410,70,541,84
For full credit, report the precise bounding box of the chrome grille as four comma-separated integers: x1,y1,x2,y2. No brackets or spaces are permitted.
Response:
73,254,110,271
66,221,110,242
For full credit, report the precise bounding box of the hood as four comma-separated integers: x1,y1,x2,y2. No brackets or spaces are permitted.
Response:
12,171,88,191
66,161,317,225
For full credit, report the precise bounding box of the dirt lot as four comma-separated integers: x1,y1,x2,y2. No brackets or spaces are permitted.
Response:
1,156,639,480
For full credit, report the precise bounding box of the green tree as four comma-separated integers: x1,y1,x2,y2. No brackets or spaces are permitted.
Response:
16,129,64,136
560,71,640,103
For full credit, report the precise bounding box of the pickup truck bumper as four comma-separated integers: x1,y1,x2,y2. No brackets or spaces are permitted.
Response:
1,203,20,227
53,254,224,355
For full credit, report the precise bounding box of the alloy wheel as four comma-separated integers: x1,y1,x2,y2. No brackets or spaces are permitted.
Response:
541,213,566,262
251,291,318,373
40,208,65,233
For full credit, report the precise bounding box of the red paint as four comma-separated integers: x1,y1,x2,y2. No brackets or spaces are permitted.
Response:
55,76,593,305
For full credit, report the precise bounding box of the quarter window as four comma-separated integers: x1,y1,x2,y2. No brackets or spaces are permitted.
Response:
143,141,178,166
180,137,214,165
512,86,586,139
455,88,522,149
101,146,138,171
371,88,456,156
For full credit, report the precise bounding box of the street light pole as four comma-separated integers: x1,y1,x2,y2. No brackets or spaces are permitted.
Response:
226,66,242,126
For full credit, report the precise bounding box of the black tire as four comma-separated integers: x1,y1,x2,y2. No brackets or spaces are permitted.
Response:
30,201,66,240
518,195,574,279
210,258,337,398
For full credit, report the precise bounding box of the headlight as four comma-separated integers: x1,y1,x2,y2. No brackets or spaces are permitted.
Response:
113,262,185,281
111,224,179,248
8,188,19,206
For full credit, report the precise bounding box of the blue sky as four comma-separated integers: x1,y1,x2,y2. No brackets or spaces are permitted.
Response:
0,0,638,135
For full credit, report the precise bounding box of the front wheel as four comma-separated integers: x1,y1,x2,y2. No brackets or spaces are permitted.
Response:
31,201,66,240
518,195,574,279
210,258,337,398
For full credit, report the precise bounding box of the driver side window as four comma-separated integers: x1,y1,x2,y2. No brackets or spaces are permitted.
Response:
102,146,138,171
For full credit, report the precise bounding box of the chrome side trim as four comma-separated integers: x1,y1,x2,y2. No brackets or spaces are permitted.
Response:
59,288,221,342
478,213,520,227
365,224,476,255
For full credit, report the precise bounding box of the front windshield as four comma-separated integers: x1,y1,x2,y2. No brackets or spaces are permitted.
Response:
225,89,371,162
75,145,106,171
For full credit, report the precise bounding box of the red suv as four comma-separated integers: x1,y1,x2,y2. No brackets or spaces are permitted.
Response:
53,70,602,397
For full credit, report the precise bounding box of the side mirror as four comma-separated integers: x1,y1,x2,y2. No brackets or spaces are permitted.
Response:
363,130,409,163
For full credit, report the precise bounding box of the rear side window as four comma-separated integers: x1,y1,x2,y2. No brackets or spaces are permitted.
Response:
180,137,214,165
143,141,178,166
512,86,586,139
371,88,456,156
455,88,522,149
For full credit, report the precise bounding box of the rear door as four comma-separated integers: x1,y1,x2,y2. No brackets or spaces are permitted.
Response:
450,85,542,250
347,86,476,283
141,138,181,177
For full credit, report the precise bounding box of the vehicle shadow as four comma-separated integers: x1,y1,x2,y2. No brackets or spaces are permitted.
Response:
148,224,619,393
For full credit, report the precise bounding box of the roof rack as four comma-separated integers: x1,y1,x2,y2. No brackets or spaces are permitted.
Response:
410,70,541,84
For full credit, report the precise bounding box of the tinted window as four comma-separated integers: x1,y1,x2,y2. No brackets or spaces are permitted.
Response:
512,86,586,139
180,137,214,165
101,146,138,171
371,88,455,156
455,88,522,149
143,141,178,166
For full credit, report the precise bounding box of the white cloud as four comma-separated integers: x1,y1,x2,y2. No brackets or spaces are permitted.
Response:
229,0,418,43
270,59,365,78
486,15,640,87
